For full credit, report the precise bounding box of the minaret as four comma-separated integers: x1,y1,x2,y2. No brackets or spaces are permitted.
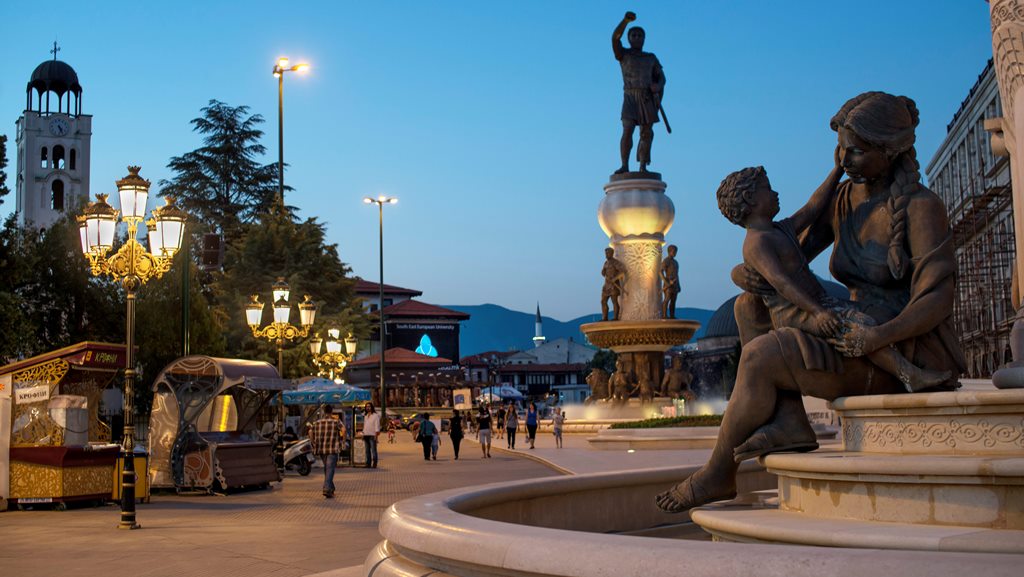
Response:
533,303,546,348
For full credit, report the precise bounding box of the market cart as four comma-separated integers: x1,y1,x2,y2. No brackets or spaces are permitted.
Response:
147,356,295,493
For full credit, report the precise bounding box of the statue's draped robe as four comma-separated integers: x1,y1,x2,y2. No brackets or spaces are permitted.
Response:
771,182,966,391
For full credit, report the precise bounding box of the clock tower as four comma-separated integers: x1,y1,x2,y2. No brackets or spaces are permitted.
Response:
15,47,92,229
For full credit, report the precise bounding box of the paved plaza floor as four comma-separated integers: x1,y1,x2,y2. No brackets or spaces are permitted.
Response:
0,436,555,577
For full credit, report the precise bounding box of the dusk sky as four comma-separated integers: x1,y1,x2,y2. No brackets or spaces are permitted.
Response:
1,1,993,320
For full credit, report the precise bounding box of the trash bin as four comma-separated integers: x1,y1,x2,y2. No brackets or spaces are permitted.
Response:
112,451,149,503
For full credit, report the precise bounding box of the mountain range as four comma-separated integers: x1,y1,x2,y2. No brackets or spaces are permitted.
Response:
444,303,717,357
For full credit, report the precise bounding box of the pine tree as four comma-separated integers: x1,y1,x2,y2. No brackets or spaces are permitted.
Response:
159,101,281,240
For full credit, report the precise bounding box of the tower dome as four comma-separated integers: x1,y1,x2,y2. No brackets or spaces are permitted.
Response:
28,60,81,96
25,50,83,116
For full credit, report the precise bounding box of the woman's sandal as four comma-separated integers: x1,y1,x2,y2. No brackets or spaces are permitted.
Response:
733,422,819,463
655,475,737,514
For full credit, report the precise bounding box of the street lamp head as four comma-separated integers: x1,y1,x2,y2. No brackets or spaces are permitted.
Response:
387,197,398,204
81,193,118,254
309,333,323,356
116,166,151,221
344,334,358,356
272,277,290,303
150,196,187,255
299,295,317,327
325,330,342,354
363,197,374,204
245,295,264,327
146,220,164,256
277,57,289,69
273,295,291,324
292,63,310,72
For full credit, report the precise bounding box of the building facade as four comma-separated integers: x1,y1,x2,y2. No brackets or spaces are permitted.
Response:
16,54,92,229
925,60,1016,378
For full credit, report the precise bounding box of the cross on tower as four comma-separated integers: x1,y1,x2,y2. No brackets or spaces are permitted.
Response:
50,41,60,60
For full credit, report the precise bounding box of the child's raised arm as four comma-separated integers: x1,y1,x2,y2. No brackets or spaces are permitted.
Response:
789,146,844,234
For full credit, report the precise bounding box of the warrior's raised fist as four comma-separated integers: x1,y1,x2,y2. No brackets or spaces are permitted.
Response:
624,11,637,22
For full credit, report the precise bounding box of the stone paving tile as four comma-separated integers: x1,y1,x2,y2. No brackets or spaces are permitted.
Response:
0,437,554,577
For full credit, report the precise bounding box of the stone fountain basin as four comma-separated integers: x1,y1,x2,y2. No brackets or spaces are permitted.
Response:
363,463,1021,577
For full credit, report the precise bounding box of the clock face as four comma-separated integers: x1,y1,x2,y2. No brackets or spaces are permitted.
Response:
48,117,70,136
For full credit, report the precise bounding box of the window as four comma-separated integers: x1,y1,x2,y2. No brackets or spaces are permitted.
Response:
51,179,64,211
53,145,65,170
70,149,76,171
40,146,48,169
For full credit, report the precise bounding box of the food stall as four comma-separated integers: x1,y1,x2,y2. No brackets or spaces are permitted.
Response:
1,342,127,510
147,355,295,493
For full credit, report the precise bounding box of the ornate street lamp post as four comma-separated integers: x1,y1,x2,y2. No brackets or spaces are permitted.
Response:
245,278,317,438
363,195,397,415
272,57,309,206
309,328,358,382
78,166,187,530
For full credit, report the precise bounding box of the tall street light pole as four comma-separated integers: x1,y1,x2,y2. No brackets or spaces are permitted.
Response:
272,57,310,206
364,195,397,416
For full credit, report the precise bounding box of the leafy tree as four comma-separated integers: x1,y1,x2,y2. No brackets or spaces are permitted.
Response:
589,348,618,374
0,134,9,207
159,100,282,240
213,205,370,378
134,252,228,413
0,214,123,361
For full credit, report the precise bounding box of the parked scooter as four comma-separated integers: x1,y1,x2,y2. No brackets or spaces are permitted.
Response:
266,431,315,476
281,438,314,476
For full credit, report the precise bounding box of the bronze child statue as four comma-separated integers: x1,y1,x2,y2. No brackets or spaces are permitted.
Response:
716,164,950,393
661,355,694,400
612,11,667,174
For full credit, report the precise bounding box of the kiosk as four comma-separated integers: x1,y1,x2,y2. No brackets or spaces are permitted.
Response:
147,356,294,492
1,342,127,510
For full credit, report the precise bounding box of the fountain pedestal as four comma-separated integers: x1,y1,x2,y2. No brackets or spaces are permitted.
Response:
582,174,700,387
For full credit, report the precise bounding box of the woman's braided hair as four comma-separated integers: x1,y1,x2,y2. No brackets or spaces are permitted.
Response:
830,92,920,280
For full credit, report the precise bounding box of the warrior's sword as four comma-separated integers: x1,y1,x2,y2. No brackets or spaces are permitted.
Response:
659,103,672,134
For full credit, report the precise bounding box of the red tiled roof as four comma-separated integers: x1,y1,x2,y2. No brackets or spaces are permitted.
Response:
354,279,422,297
348,347,452,368
375,299,470,320
498,363,589,373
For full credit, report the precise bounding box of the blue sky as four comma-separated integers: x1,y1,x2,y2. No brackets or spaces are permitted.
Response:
1,1,993,320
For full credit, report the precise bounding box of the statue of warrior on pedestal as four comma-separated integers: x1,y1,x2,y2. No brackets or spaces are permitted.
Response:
613,11,669,174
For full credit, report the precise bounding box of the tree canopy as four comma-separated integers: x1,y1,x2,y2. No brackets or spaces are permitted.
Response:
159,100,282,239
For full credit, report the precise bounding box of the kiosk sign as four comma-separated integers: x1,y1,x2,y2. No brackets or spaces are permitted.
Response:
14,383,50,404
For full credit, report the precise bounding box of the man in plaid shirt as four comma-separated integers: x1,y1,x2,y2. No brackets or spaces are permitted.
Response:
308,405,345,498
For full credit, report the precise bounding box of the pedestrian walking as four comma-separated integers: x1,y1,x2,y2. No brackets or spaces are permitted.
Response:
308,405,344,498
416,413,438,461
505,405,519,449
449,410,465,460
386,419,396,444
553,410,565,449
361,402,381,468
477,405,493,458
496,404,506,441
526,402,539,449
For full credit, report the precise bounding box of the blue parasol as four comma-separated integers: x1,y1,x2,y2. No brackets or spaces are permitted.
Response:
277,378,371,405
